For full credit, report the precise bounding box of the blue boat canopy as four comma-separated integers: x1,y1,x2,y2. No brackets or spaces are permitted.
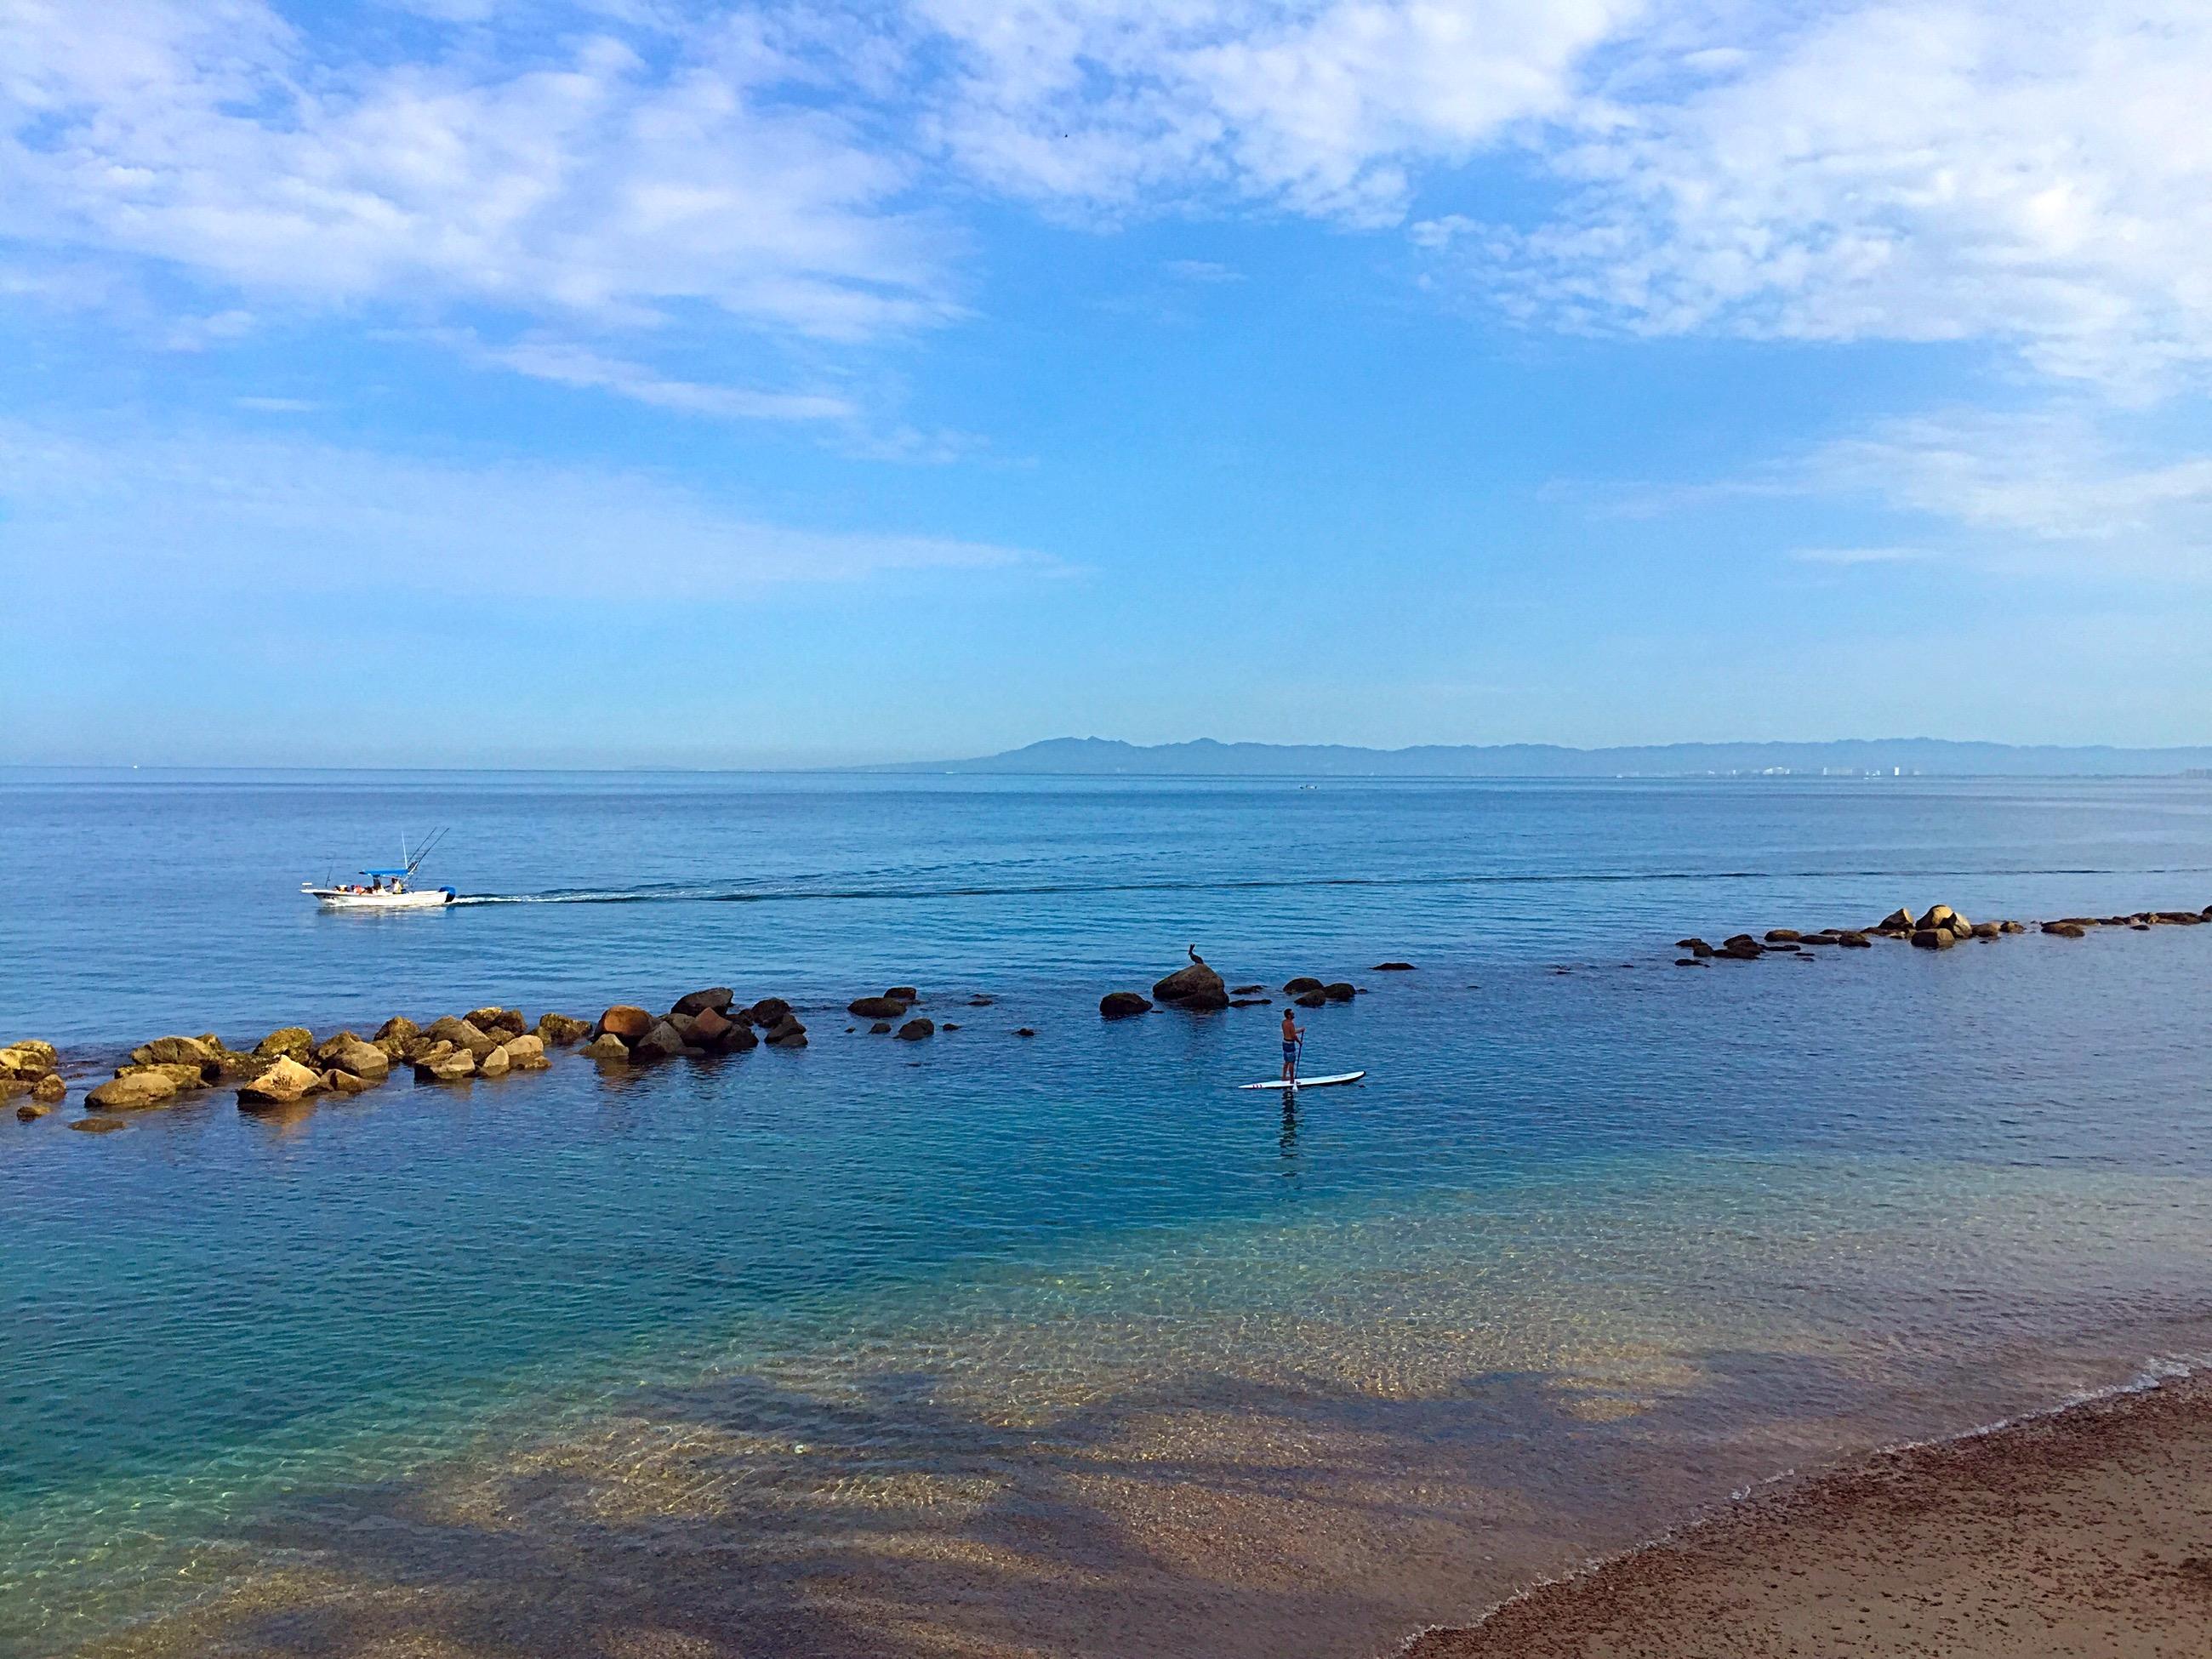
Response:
361,868,411,877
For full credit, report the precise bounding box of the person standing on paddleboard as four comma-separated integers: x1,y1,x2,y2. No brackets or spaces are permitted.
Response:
1280,1007,1305,1086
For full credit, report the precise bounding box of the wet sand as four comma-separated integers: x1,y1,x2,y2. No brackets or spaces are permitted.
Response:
1409,1371,2212,1659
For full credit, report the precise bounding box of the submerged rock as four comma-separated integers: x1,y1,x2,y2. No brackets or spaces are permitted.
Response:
1837,932,1873,948
1015,1027,1036,1037
1323,983,1356,1001
1294,989,1328,1007
869,1021,892,1035
847,995,910,1019
1229,997,1272,1006
1677,938,1714,958
885,986,920,1003
1231,983,1264,995
1763,930,1801,943
1099,991,1152,1020
1371,961,1417,972
69,1116,127,1134
896,1018,935,1041
1283,977,1324,995
582,1033,630,1062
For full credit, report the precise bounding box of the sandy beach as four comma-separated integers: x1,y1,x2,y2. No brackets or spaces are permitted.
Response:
1411,1370,2212,1659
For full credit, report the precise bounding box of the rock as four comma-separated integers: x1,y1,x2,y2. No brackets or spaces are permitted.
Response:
1718,941,1762,961
848,996,911,1019
942,1023,961,1031
666,1012,698,1040
308,1031,362,1067
32,1073,65,1103
597,1006,655,1040
1323,983,1356,1001
86,1071,180,1112
128,1035,215,1072
1763,930,1801,943
631,1021,688,1063
469,1007,527,1037
1677,938,1713,958
477,1043,511,1078
0,1039,60,1079
671,988,734,1018
1294,989,1328,1007
117,1062,210,1092
1100,991,1152,1019
1796,932,1835,945
1764,942,1800,952
1229,997,1271,1006
69,1116,127,1134
1231,983,1265,995
763,1015,807,1048
536,1012,590,1046
2155,911,2203,926
885,986,919,1002
237,1055,324,1108
1015,1028,1036,1037
1673,958,1707,967
896,1018,935,1041
582,1033,630,1062
1283,978,1324,995
1911,928,1956,949
966,995,994,1006
255,1026,314,1060
1151,961,1229,1010
425,1016,501,1059
689,1006,733,1046
745,998,792,1028
1946,912,1973,937
1837,932,1873,947
869,1021,892,1035
722,1023,760,1053
1998,921,2026,934
322,1069,375,1096
500,1035,549,1071
1371,961,1417,972
17,1101,53,1120
1971,921,2002,938
1921,904,1958,931
375,1016,420,1046
416,1047,479,1082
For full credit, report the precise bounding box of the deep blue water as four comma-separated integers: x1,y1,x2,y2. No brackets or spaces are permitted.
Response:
4,772,2212,1657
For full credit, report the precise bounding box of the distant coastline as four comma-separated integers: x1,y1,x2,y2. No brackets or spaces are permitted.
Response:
869,737,2212,778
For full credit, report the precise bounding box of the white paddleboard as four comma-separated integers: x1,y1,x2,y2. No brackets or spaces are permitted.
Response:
1238,1072,1365,1091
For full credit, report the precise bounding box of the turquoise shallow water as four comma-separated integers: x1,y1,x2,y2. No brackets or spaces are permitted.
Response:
3,773,2212,1656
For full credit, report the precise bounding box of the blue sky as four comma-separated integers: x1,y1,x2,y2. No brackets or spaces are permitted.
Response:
4,0,2209,765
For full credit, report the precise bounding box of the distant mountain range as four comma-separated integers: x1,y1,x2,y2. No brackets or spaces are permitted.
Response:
875,737,2212,778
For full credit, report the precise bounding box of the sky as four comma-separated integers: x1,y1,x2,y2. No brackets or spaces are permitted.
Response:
3,0,2210,766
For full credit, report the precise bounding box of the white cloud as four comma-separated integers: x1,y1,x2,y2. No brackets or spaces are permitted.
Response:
1804,408,2212,546
916,0,1641,223
466,334,858,421
0,420,1044,598
1450,0,2212,392
0,0,949,339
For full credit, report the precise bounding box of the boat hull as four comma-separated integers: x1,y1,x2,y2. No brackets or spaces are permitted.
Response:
305,888,456,910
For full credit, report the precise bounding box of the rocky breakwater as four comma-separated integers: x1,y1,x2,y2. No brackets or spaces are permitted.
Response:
3,1040,67,1119
1673,900,2209,966
581,989,802,1064
397,1008,567,1086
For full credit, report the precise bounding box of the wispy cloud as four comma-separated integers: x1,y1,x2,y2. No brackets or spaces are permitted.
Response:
468,334,857,422
0,419,1047,599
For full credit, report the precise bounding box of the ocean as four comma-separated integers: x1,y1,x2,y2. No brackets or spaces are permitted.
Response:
4,771,2212,1656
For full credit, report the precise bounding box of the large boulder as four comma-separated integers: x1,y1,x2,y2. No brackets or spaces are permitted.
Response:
1911,928,1957,950
469,1006,527,1038
1283,978,1324,995
477,1043,511,1078
255,1026,314,1060
31,1073,65,1103
115,1062,209,1093
597,1006,655,1040
374,1016,420,1047
895,1018,935,1041
1151,961,1229,1011
414,1048,477,1082
1763,929,1801,943
500,1035,549,1071
1100,991,1152,1019
689,1006,734,1046
671,988,734,1018
721,1021,761,1053
536,1012,591,1046
128,1035,216,1074
425,1016,500,1059
1921,904,1958,932
309,1031,363,1068
1877,908,1917,932
848,995,911,1019
86,1070,181,1112
237,1056,324,1109
1,1039,59,1080
1323,982,1356,1002
631,1021,689,1062
582,1033,630,1063
327,1040,391,1081
746,998,793,1027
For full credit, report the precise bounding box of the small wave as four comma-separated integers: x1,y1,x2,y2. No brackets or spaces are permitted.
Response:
449,863,2212,910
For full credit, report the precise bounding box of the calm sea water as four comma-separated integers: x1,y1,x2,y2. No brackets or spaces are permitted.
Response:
4,772,2212,1657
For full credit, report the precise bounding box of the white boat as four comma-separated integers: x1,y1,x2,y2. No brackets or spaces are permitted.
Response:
304,830,457,910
